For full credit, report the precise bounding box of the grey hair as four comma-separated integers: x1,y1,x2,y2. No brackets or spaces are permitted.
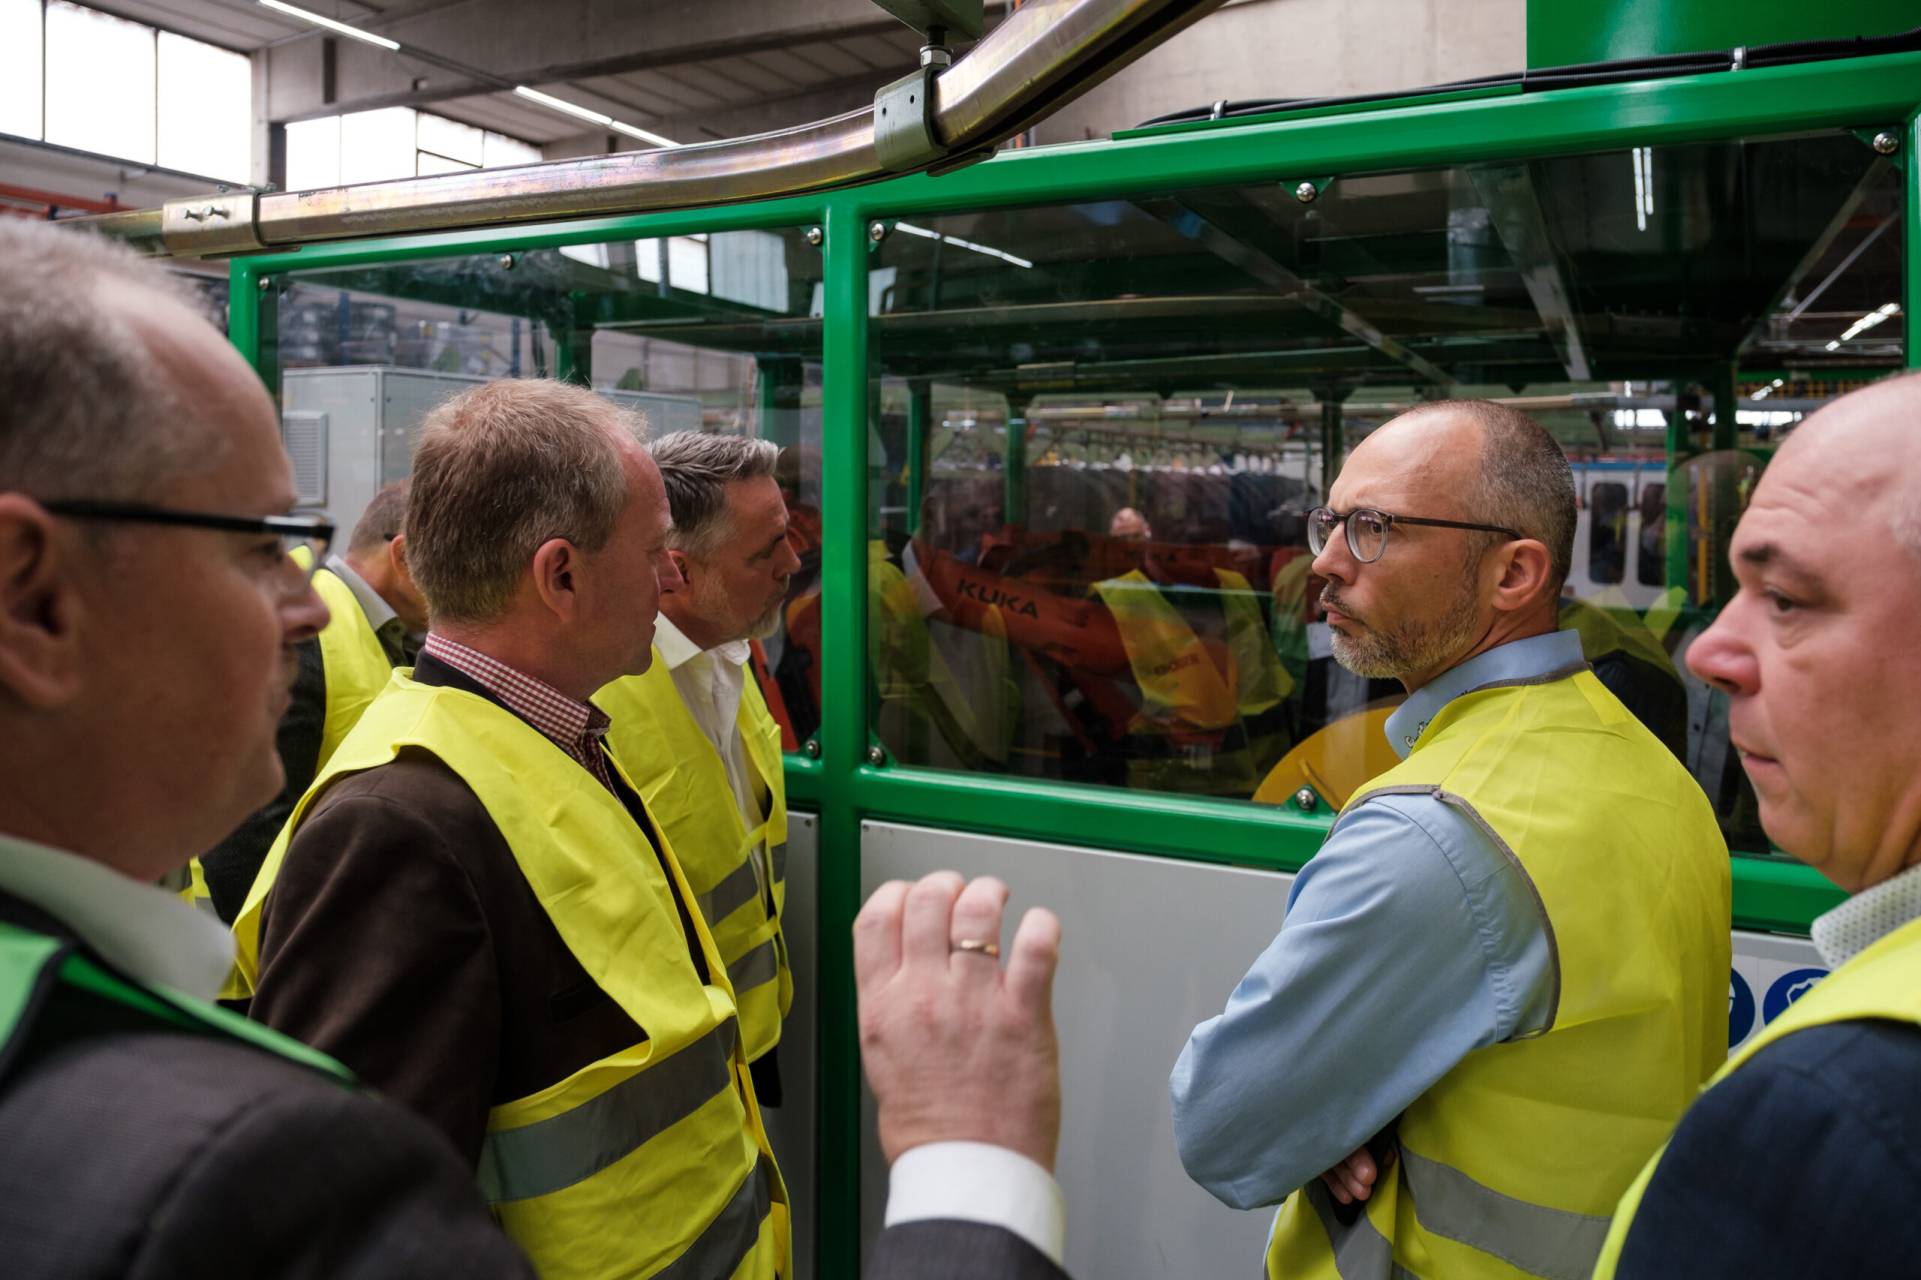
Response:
406,378,643,623
0,221,203,502
1405,399,1576,592
648,432,779,558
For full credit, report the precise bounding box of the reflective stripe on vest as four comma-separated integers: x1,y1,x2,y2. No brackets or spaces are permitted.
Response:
596,652,793,1066
1593,915,1921,1277
1267,666,1730,1280
234,678,788,1280
479,1016,740,1203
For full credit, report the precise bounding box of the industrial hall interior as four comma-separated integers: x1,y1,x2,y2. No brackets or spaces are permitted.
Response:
6,0,1921,1276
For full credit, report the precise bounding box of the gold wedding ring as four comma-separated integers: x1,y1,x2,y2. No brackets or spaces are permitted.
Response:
952,937,1001,958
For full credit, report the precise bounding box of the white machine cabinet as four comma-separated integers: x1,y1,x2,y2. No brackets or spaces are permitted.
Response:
280,365,703,537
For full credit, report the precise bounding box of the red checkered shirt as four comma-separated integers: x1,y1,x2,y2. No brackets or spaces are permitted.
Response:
420,633,620,795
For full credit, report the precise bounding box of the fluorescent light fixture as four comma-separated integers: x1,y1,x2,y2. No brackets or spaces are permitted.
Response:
1826,340,1842,351
1836,301,1903,344
895,219,1034,269
610,120,678,148
257,0,399,49
514,86,676,148
1752,385,1771,400
1630,146,1654,232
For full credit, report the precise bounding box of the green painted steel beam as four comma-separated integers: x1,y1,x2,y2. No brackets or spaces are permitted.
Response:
813,203,869,1280
844,52,1921,221
1910,113,1921,371
783,754,825,809
854,767,1333,872
1527,0,1918,68
1733,858,1848,935
1113,84,1523,142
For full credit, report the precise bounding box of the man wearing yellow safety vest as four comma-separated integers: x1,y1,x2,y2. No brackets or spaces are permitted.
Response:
1172,400,1731,1280
240,379,791,1280
1596,372,1921,1277
193,480,423,922
596,431,801,1106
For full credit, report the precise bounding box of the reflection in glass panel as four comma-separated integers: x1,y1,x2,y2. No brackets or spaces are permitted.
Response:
45,1,155,164
0,0,43,141
271,232,826,751
864,130,1904,857
156,33,251,181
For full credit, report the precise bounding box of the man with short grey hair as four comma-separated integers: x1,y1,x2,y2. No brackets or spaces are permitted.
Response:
598,430,802,1101
1173,400,1730,1279
0,217,533,1275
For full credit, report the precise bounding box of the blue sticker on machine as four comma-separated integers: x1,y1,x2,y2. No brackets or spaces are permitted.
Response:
1728,970,1756,1046
1762,968,1829,1024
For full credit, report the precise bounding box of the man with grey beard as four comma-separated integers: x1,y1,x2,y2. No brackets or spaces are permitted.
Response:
1170,401,1731,1280
596,431,803,1103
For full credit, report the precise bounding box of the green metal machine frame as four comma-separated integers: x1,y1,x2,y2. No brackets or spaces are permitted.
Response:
224,48,1921,1273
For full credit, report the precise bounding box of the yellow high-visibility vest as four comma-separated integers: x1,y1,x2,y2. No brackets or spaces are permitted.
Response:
183,555,392,919
1266,665,1730,1280
595,654,791,1065
1093,568,1289,794
234,676,788,1280
303,560,397,767
1593,916,1921,1277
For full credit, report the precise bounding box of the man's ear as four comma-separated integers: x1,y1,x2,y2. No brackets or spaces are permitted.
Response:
530,537,580,620
387,532,411,582
1490,537,1555,615
0,496,86,709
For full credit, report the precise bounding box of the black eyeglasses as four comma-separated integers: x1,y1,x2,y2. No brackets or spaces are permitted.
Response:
1307,506,1521,564
40,499,335,586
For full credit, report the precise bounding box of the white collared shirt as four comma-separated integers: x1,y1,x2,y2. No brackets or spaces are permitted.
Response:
0,831,234,999
1811,861,1921,968
655,614,760,839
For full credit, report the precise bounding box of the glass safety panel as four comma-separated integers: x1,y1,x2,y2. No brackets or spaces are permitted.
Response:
266,227,826,752
864,129,1904,859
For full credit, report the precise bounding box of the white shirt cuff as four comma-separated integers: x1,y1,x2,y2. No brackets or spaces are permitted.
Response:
883,1141,1066,1267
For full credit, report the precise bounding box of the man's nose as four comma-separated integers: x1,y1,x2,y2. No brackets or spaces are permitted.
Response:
1685,605,1758,696
657,555,685,596
1310,534,1352,585
283,580,330,644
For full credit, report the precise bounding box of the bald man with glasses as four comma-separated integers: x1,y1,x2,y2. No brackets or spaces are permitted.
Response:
1171,400,1731,1280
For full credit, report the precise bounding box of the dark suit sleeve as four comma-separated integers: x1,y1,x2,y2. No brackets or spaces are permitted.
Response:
130,1073,533,1280
865,1221,1070,1280
201,636,326,923
1613,1020,1921,1278
251,781,501,1165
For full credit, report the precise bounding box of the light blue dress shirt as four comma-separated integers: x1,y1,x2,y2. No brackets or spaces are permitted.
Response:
1170,630,1583,1211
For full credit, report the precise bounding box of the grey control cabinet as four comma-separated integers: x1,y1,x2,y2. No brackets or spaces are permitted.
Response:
280,366,703,538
